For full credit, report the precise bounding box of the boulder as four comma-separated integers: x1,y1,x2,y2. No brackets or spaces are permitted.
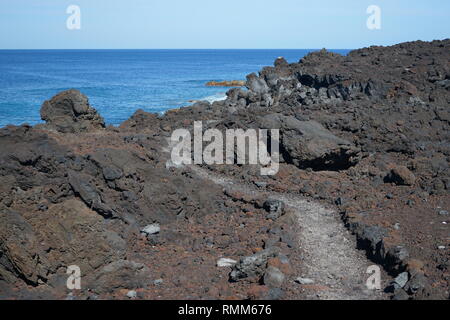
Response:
40,89,105,133
393,272,409,289
246,73,270,95
258,113,359,170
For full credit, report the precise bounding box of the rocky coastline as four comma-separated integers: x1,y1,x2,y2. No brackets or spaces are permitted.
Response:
0,39,449,300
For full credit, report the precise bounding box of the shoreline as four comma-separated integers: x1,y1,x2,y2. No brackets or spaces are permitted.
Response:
0,39,449,300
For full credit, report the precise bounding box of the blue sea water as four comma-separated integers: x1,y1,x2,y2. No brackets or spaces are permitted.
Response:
0,49,350,127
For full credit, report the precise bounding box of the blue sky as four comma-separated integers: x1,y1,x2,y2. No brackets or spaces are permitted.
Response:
0,0,449,49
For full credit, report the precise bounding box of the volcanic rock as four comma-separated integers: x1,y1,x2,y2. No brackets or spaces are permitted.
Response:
229,247,279,283
258,113,360,170
40,89,105,133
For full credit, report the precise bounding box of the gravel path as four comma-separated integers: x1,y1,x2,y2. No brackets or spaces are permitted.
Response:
190,165,389,300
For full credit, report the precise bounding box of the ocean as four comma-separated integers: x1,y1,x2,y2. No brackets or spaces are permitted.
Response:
0,49,350,127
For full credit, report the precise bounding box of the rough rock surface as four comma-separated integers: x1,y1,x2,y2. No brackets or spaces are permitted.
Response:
39,89,105,133
0,39,449,300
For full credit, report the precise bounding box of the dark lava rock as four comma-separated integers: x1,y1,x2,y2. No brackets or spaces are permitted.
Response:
68,171,115,218
102,165,123,181
229,247,279,283
385,166,416,186
40,89,105,133
258,114,360,170
263,199,285,220
1,39,450,300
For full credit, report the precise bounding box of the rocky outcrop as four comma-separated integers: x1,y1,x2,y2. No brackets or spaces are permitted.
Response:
40,89,105,133
258,113,360,170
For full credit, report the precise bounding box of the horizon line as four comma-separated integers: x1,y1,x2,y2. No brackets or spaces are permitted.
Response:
0,48,354,51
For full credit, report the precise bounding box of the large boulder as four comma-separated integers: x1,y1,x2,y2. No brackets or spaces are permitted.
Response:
258,113,360,170
40,89,105,133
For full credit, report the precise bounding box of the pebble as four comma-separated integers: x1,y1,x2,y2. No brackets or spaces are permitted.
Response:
438,210,448,216
393,272,409,288
65,292,76,300
154,279,164,285
217,258,237,267
264,266,285,288
295,277,315,285
254,181,268,188
394,223,400,230
126,290,137,299
437,246,446,250
141,223,160,235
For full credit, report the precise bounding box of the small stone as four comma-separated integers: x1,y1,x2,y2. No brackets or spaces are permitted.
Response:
335,197,344,206
37,203,48,211
392,289,410,300
103,166,122,181
394,223,400,230
126,290,137,299
438,210,448,216
217,258,237,267
263,199,285,220
65,292,76,300
254,181,268,188
437,246,446,250
295,277,315,285
263,266,285,288
141,223,160,235
386,193,394,199
393,272,409,288
266,287,284,300
153,279,163,285
404,273,428,294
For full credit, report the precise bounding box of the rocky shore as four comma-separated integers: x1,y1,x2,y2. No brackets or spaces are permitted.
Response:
0,40,449,300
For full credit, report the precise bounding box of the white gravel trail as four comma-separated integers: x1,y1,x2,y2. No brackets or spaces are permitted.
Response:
190,165,388,300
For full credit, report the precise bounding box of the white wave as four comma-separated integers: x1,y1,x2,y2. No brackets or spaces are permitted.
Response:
200,92,227,103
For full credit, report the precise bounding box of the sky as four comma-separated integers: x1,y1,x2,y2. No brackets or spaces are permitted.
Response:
0,0,449,49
